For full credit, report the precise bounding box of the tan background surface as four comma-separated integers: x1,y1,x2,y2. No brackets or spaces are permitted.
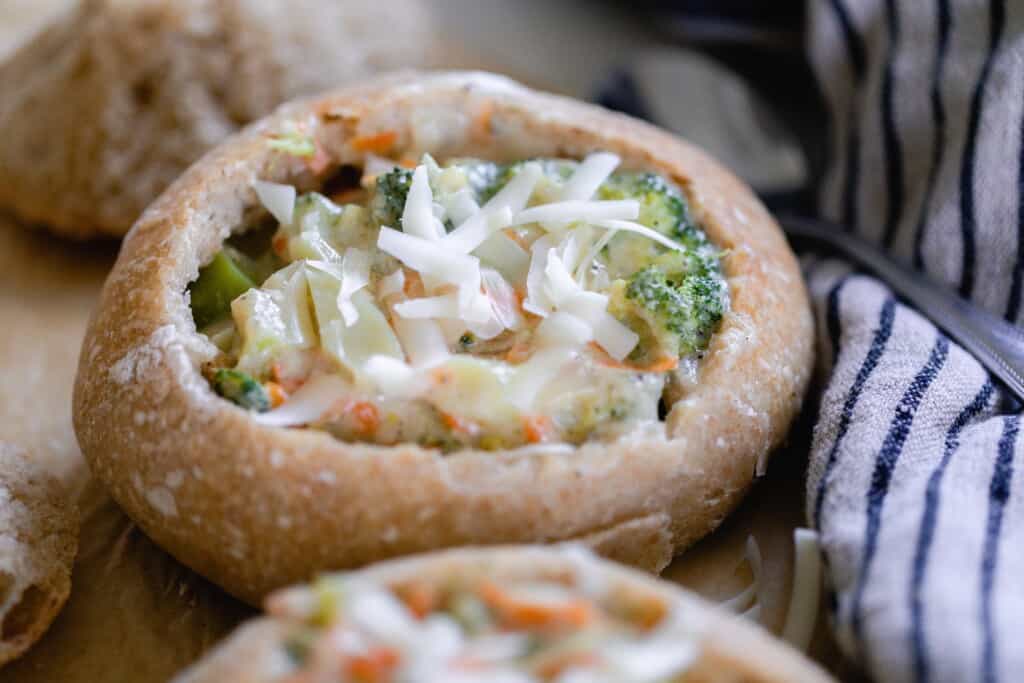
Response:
0,2,842,680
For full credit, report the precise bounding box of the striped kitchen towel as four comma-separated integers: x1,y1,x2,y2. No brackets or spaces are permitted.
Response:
806,1,1024,681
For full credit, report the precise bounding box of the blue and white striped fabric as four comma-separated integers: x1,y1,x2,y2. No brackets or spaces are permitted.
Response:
806,1,1024,681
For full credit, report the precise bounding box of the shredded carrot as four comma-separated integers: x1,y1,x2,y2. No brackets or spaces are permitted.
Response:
398,582,439,619
345,647,400,682
638,356,679,372
350,130,398,154
534,652,600,679
399,157,418,168
272,234,289,256
350,401,380,435
479,582,593,629
586,342,621,368
472,99,495,140
587,342,678,373
264,381,288,408
502,227,532,251
440,411,479,436
402,269,425,298
521,415,554,444
270,364,304,394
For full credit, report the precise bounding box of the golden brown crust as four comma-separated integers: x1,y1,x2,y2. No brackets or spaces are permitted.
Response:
172,546,834,683
0,443,78,667
73,71,814,603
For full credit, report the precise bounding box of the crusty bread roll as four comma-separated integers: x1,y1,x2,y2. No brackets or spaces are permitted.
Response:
171,546,834,683
0,0,432,239
73,71,814,603
0,443,78,666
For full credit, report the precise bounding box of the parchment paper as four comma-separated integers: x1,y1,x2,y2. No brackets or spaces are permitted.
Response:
0,3,840,680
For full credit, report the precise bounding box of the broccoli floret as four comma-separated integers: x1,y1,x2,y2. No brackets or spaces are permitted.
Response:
371,168,413,227
189,250,256,328
598,172,696,241
675,272,728,349
212,368,271,412
649,242,723,281
612,266,726,360
597,171,723,282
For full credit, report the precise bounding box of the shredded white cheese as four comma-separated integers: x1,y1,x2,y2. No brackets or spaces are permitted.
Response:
536,312,593,347
402,165,446,240
443,164,541,253
545,255,638,361
559,151,621,201
721,535,764,622
444,188,480,226
394,292,491,325
253,374,348,427
574,226,619,283
595,219,691,253
542,248,581,306
523,234,557,317
512,199,639,226
480,268,524,331
375,155,653,363
337,248,371,326
781,529,822,651
474,230,529,285
378,227,479,285
253,179,296,227
393,293,462,320
260,152,701,421
392,316,450,368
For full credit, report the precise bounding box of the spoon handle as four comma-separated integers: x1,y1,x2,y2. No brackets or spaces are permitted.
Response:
780,215,1024,401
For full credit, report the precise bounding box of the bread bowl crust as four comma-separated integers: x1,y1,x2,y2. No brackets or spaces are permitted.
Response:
0,443,79,666
73,71,814,603
172,546,834,683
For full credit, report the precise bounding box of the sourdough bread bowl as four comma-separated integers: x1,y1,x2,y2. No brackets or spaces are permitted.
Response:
0,0,433,239
0,443,78,666
73,71,814,603
171,546,833,683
